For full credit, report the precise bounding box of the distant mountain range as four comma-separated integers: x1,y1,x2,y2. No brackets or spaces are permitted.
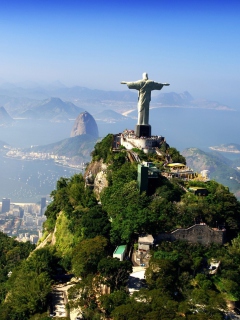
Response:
152,91,232,111
0,82,234,120
153,91,194,105
18,97,84,121
0,81,137,101
182,147,240,198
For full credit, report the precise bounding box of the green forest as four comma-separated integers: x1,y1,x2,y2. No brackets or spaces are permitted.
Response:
1,134,240,319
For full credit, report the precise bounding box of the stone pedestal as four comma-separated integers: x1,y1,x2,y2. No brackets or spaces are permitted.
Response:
135,125,151,138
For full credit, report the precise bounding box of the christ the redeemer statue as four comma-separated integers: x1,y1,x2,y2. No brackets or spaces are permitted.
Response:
121,72,170,126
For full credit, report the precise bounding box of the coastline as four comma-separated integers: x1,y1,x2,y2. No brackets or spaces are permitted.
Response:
209,147,240,154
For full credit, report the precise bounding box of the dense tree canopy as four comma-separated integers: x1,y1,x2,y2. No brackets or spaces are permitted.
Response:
98,257,132,291
0,248,55,320
0,232,34,284
72,236,108,278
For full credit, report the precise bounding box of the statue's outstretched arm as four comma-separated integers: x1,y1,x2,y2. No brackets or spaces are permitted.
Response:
121,81,141,90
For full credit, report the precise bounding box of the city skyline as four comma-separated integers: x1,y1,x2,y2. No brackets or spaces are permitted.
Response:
0,0,239,108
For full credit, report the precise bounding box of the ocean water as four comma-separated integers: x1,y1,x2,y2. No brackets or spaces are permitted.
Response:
149,107,240,152
0,120,85,202
0,119,74,148
0,154,82,203
96,107,240,152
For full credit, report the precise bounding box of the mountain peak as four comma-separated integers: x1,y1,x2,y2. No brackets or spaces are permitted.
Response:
19,97,84,121
70,111,99,138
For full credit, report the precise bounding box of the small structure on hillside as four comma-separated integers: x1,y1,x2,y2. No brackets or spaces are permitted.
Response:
156,224,226,245
189,186,208,196
137,162,161,194
135,234,154,267
138,234,154,252
113,245,127,261
165,163,196,180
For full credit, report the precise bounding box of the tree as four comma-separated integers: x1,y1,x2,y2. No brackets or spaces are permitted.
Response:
67,174,97,209
145,258,177,294
0,231,34,295
188,288,225,319
99,290,129,316
102,180,151,244
68,275,99,315
81,206,111,239
26,247,57,276
91,134,114,162
0,270,51,320
111,299,151,320
98,257,132,291
72,236,108,277
168,147,186,164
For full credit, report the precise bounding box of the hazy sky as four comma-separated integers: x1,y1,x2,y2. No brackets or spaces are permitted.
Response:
0,0,239,107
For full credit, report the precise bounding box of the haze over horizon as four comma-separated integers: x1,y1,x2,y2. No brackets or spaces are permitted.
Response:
0,0,239,108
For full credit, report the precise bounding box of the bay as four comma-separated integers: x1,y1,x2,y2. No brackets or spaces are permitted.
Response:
0,154,82,203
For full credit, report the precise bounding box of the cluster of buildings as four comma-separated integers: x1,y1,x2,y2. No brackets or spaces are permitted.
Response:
5,148,84,169
0,197,48,244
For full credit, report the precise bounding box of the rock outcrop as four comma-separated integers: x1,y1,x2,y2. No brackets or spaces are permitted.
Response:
93,165,108,199
84,160,108,199
70,111,99,138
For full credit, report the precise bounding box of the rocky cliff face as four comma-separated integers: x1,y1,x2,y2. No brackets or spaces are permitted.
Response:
70,111,99,138
84,160,108,200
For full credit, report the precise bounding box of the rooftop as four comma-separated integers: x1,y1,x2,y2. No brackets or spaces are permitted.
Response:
114,245,126,255
167,163,186,168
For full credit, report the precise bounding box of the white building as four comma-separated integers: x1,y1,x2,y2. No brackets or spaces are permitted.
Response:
30,234,39,244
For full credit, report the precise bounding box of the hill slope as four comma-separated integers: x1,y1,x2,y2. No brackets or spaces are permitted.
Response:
25,134,97,163
19,97,84,121
182,147,240,197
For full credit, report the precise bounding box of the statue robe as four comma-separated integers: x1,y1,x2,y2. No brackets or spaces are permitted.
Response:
126,80,164,125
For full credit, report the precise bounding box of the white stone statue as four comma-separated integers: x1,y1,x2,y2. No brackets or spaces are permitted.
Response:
121,73,170,125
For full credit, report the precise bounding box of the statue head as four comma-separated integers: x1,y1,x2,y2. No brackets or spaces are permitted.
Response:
142,72,148,80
